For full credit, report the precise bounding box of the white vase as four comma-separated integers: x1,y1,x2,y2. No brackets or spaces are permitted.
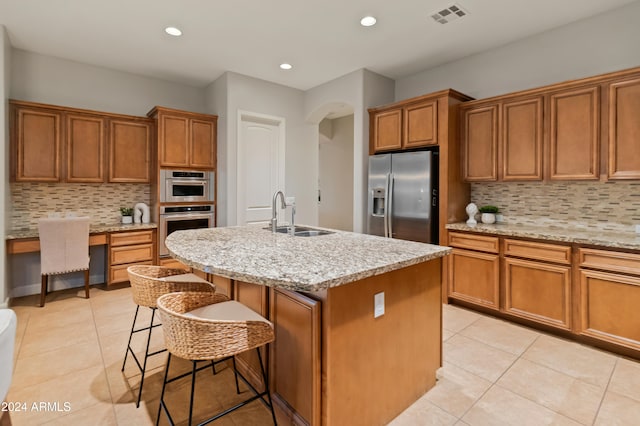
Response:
481,213,496,224
121,216,133,224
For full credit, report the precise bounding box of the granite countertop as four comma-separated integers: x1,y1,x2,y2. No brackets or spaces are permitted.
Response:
446,222,640,251
6,222,158,240
165,225,451,292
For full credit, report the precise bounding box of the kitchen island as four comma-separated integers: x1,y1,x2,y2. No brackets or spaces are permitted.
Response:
165,225,450,426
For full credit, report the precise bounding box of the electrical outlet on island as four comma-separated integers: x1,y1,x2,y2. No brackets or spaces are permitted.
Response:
636,224,640,234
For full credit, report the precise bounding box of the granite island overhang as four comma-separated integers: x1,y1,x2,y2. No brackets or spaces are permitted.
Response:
165,225,450,425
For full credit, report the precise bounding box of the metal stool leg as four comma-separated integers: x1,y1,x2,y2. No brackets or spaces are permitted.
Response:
156,354,175,426
136,308,157,407
257,348,278,425
121,305,140,372
232,356,240,394
188,361,198,426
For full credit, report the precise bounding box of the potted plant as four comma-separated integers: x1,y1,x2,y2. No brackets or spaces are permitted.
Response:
120,207,133,224
479,205,499,224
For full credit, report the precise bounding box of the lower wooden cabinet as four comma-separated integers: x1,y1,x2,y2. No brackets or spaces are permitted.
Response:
449,248,500,310
504,257,571,330
107,229,156,285
159,256,190,271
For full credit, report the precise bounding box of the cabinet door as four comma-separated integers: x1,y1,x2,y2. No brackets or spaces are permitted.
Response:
462,105,498,181
579,270,640,351
372,109,402,152
502,97,543,181
13,106,61,182
404,100,437,148
449,248,500,310
549,86,600,180
159,114,189,167
189,118,216,169
608,78,640,179
66,114,105,183
504,257,571,330
109,119,151,183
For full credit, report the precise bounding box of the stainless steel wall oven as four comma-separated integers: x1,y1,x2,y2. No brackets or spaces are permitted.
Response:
160,169,215,203
159,205,215,257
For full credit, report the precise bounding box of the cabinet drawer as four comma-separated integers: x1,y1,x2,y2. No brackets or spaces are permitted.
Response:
110,260,153,284
159,257,190,271
503,239,571,264
579,248,640,276
110,230,154,247
449,232,499,253
110,243,153,265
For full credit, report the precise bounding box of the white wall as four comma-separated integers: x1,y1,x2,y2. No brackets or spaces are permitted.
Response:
304,69,394,232
216,72,316,227
396,1,640,101
204,74,228,226
1,26,10,307
318,116,354,231
10,49,205,115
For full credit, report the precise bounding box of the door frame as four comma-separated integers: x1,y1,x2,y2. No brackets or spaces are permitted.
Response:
236,110,286,225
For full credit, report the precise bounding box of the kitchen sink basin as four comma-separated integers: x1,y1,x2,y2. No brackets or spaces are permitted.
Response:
265,225,333,237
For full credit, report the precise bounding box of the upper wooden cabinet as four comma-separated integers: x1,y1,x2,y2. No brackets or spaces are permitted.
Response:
549,86,600,180
10,100,152,183
461,104,498,181
462,96,543,182
148,106,217,170
109,119,152,183
11,103,61,182
608,77,640,180
369,96,441,153
65,113,106,183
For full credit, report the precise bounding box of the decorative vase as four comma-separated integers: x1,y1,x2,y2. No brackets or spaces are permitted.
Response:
122,216,133,224
481,213,496,224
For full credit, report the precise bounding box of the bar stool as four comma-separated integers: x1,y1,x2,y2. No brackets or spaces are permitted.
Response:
156,291,277,426
122,265,216,408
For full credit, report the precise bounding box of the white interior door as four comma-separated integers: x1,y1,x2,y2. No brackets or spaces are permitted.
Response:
237,111,285,225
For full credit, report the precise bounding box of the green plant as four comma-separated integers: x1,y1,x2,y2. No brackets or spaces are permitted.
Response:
479,205,499,214
120,207,133,216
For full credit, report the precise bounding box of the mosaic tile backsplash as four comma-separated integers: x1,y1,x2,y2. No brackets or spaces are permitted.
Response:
471,181,640,233
10,183,151,230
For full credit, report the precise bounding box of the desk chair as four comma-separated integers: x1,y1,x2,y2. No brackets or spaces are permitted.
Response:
156,291,277,426
0,309,17,426
38,216,91,307
123,265,216,408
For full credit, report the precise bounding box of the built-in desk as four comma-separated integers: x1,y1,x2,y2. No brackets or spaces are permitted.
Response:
6,223,158,286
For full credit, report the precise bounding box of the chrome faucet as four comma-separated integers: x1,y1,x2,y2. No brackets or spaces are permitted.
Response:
271,191,287,232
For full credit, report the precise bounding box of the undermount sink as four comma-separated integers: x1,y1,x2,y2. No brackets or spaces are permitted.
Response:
265,225,334,237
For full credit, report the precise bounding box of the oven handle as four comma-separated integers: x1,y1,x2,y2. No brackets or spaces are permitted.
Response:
161,213,214,221
169,180,207,186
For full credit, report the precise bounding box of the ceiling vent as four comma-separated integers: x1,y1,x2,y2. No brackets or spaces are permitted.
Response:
430,4,468,24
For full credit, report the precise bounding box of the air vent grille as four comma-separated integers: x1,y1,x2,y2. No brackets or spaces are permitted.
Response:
430,3,468,24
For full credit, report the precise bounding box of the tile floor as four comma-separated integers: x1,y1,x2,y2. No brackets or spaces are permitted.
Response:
5,285,640,425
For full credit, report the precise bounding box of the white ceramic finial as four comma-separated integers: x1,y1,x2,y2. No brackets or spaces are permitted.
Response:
465,203,478,225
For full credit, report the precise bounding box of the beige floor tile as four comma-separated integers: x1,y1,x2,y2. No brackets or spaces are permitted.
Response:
442,328,455,342
19,314,98,358
608,357,640,403
41,402,118,426
444,334,518,382
462,385,582,426
443,304,482,333
7,364,112,425
594,390,640,425
388,395,458,426
425,364,492,418
11,338,103,389
522,334,617,389
113,398,160,426
25,301,94,332
497,358,604,424
459,316,540,355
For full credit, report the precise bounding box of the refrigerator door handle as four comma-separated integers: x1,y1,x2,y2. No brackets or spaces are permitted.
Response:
383,173,390,237
387,173,394,238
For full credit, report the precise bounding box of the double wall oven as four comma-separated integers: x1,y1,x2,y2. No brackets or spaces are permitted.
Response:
159,169,215,257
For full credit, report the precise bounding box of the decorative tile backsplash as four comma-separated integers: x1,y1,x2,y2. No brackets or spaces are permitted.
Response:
471,181,640,233
10,183,151,230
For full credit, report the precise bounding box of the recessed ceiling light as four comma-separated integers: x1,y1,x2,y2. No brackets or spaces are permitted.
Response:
360,16,377,27
165,27,182,37
280,63,292,70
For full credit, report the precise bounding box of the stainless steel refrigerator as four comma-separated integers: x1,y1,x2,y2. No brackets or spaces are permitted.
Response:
367,150,438,244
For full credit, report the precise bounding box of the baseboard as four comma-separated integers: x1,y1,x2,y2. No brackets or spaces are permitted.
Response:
0,297,8,309
10,273,106,299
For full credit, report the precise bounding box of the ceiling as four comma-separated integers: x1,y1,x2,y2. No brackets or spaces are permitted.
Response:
0,0,636,91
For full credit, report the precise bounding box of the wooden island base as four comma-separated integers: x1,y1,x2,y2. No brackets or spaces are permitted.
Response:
234,259,443,426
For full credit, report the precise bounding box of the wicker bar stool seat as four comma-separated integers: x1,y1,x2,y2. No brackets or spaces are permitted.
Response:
156,291,277,426
122,265,216,407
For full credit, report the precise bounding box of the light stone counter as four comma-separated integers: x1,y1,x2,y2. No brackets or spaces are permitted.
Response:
6,222,158,240
165,225,451,291
446,222,640,251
